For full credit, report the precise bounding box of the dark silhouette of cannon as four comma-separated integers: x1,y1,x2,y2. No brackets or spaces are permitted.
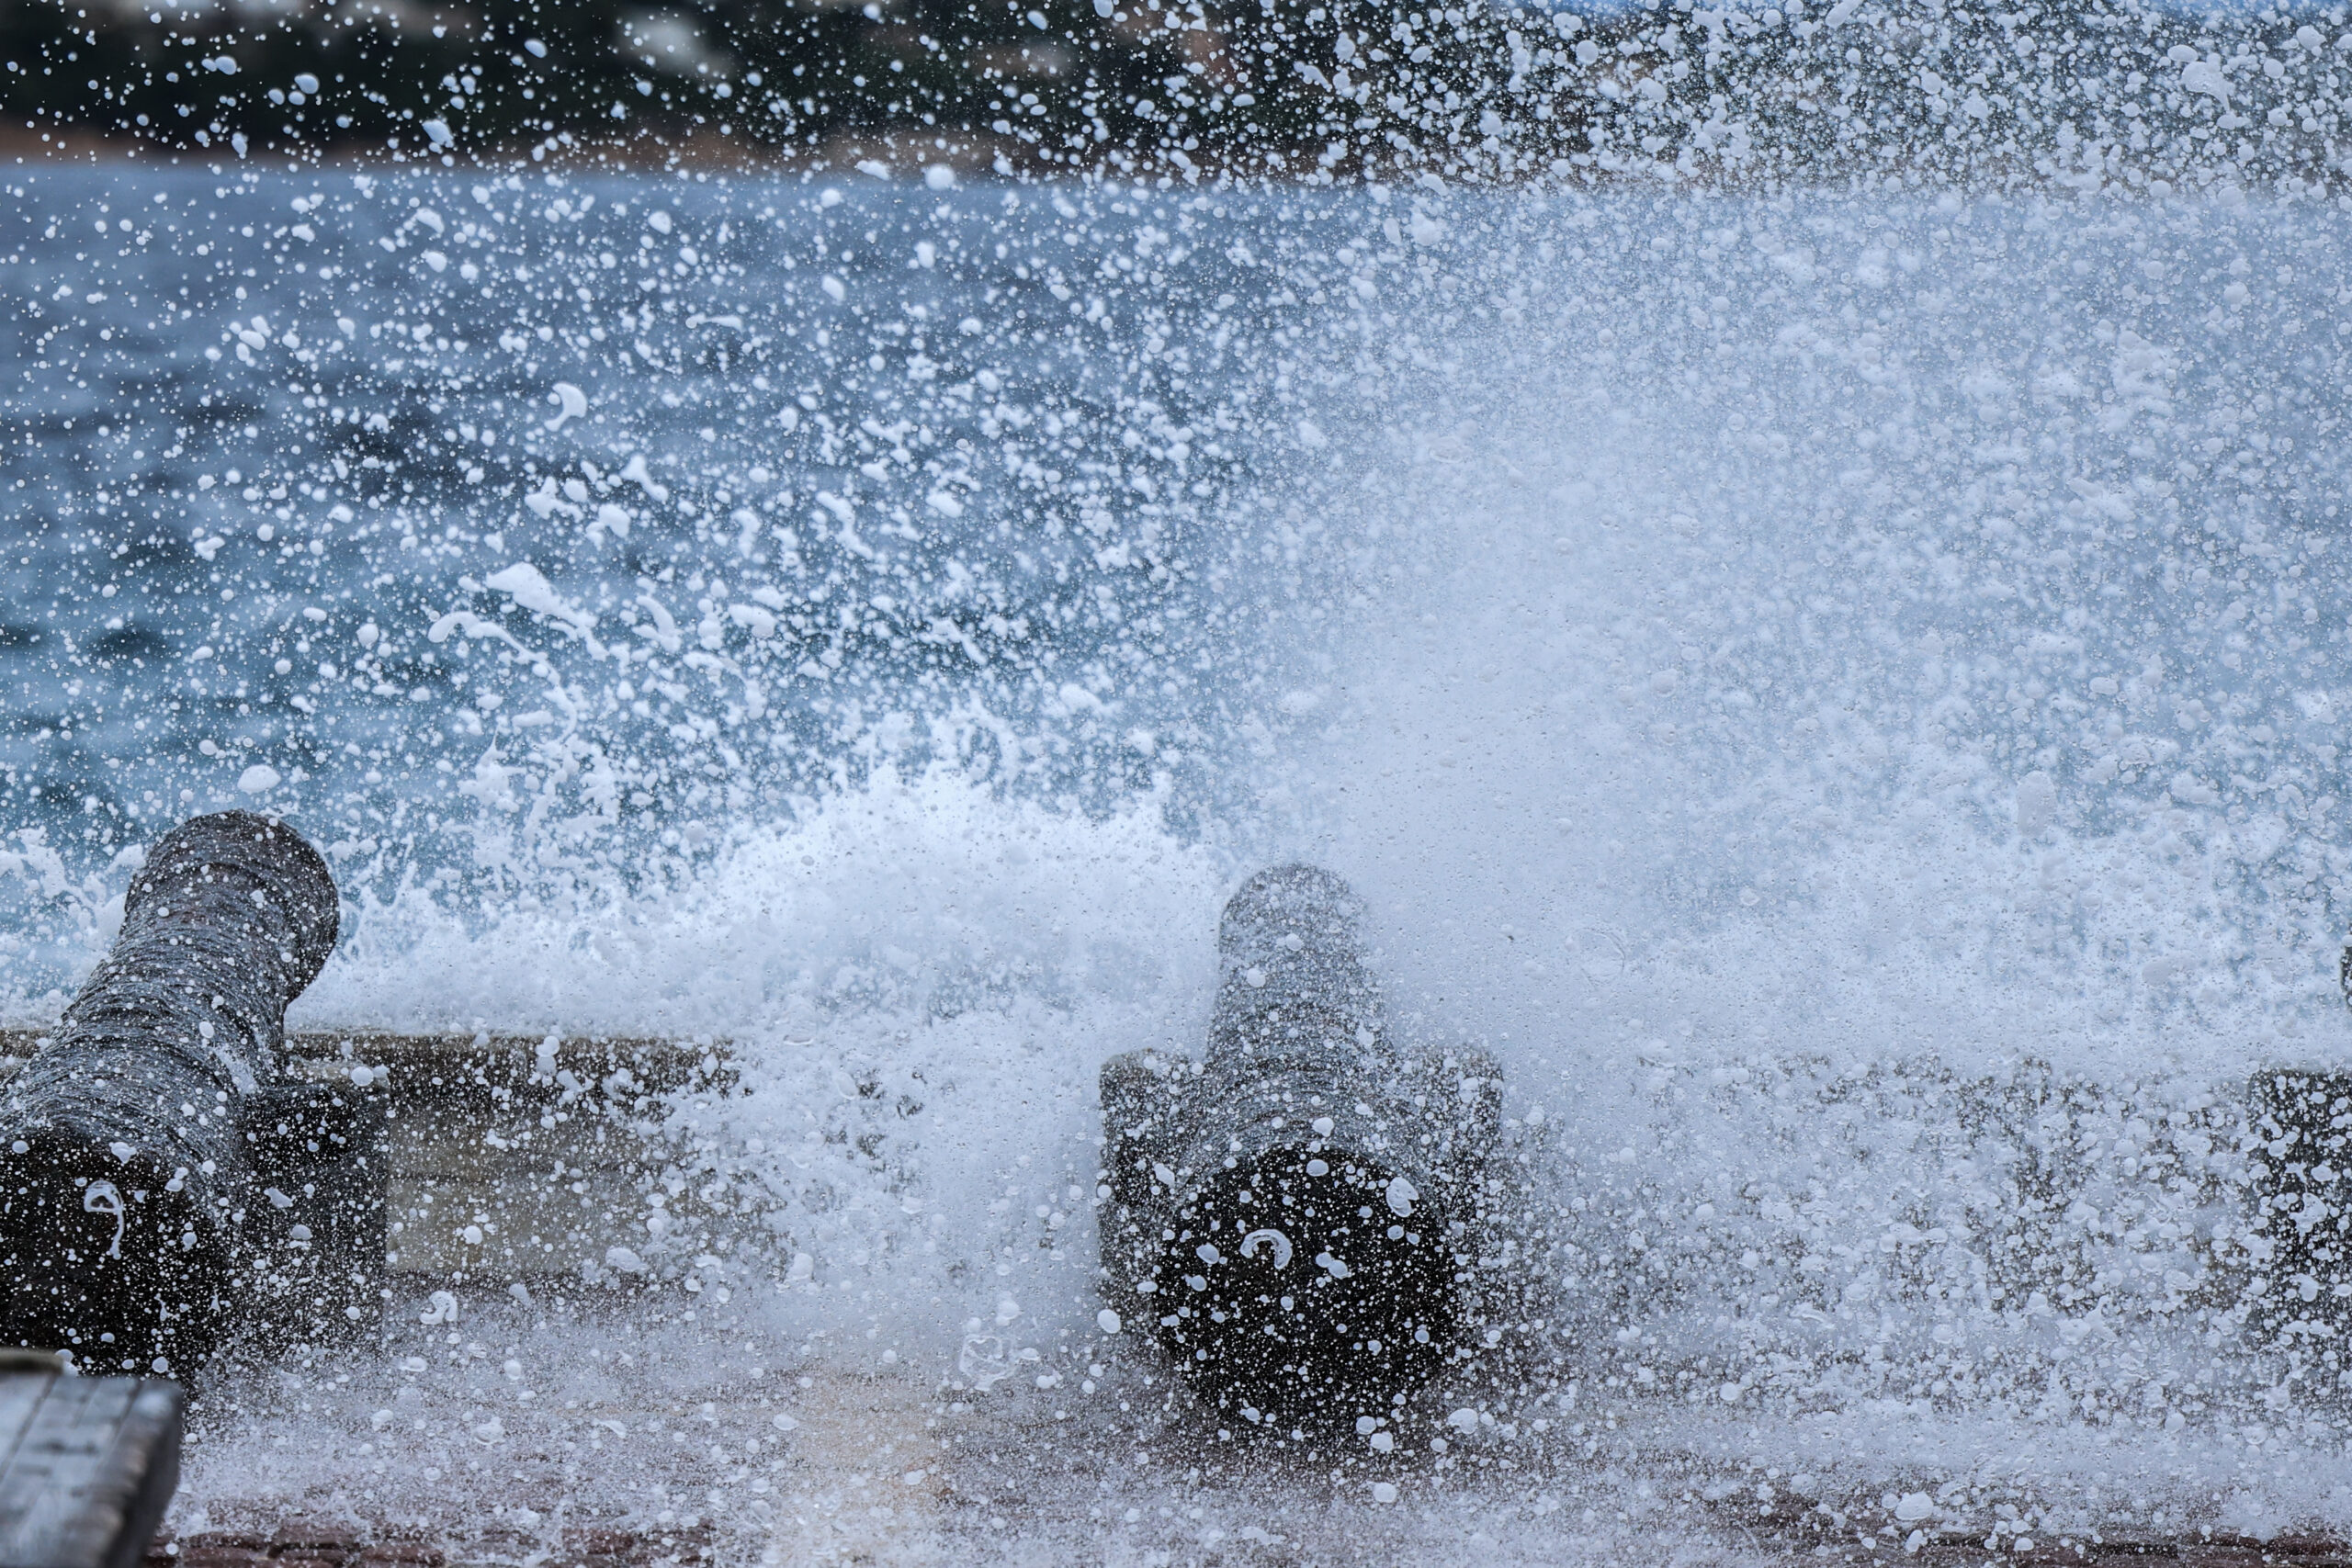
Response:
2241,952,2352,1350
0,812,370,1373
1098,865,1505,1432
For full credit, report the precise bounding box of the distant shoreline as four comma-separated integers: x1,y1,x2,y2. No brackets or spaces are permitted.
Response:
6,107,2329,206
0,123,1405,187
9,0,2345,209
2,129,2307,205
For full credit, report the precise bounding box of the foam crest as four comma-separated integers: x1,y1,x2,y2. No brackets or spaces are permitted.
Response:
1272,193,2352,1501
298,766,1224,1036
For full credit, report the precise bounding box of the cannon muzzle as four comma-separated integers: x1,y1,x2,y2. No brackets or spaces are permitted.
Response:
1099,865,1502,1432
0,812,344,1372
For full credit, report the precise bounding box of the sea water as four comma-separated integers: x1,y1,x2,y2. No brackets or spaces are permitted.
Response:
6,164,2352,1560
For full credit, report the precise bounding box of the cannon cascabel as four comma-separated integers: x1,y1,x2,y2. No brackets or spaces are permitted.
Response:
0,811,341,1371
1099,864,1504,1428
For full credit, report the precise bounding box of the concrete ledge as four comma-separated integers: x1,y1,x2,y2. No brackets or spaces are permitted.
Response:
0,1032,739,1324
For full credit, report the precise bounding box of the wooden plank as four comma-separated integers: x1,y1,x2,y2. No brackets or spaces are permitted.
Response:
6,1381,133,1561
0,1375,50,1471
0,1369,181,1568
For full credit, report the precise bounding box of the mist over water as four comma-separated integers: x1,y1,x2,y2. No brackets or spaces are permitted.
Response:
12,157,2352,1559
1297,188,2352,1540
1363,191,2346,1018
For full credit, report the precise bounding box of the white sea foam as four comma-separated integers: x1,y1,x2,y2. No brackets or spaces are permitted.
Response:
37,186,2352,1559
298,766,1222,1037
1271,189,2352,1544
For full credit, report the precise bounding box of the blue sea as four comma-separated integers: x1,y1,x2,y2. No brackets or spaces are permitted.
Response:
11,160,2352,1558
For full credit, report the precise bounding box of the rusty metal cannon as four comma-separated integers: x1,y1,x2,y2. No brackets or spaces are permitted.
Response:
1098,865,1506,1433
0,811,373,1373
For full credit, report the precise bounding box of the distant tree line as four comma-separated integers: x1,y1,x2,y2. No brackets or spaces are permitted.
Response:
3,0,2347,189
0,0,1556,176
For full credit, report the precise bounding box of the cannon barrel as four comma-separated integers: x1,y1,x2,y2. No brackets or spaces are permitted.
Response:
1099,865,1502,1431
0,812,341,1372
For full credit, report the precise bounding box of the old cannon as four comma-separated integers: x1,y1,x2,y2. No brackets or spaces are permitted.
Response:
0,812,373,1373
1098,865,1507,1433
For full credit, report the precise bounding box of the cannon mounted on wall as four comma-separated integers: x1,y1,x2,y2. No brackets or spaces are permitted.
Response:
1098,865,1516,1435
0,812,377,1373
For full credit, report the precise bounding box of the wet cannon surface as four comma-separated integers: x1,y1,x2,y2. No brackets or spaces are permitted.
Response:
1098,865,1508,1434
0,812,369,1373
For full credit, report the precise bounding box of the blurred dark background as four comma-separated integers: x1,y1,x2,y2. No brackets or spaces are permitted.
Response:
1,0,1582,175
0,0,2345,183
